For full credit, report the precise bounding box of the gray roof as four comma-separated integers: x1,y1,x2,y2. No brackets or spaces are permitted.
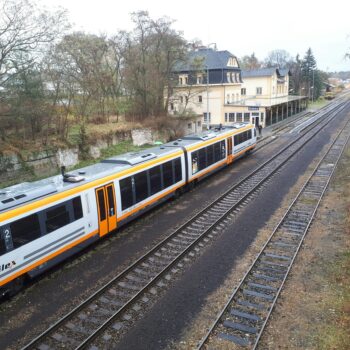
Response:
242,67,291,78
173,48,239,72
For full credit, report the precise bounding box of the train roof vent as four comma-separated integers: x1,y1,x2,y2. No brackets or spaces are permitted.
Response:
232,122,248,128
0,184,57,212
101,152,157,166
183,132,217,141
63,174,85,183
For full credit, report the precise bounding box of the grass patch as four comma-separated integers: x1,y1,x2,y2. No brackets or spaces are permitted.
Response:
314,251,350,349
308,98,329,110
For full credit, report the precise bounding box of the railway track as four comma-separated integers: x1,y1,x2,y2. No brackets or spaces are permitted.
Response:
23,99,349,350
197,106,350,349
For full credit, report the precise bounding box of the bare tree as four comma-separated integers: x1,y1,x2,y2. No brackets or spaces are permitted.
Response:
239,53,261,70
264,49,292,68
120,11,187,119
170,56,206,115
0,0,68,88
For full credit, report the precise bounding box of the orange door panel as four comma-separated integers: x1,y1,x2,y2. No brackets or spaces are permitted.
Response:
106,183,117,232
227,137,233,164
96,187,109,236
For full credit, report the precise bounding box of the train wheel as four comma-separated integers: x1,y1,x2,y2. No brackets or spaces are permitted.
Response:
173,188,182,199
7,275,25,297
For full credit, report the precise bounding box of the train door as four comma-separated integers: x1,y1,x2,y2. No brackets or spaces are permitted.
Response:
95,183,117,237
227,137,233,164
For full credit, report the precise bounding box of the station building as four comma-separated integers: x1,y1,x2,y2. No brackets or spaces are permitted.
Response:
168,48,308,128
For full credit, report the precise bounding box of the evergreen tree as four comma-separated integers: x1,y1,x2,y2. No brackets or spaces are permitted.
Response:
301,48,318,100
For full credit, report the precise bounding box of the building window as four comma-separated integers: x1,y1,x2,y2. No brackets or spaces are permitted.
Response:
179,77,183,85
197,75,203,84
203,112,211,124
226,72,231,83
227,94,230,104
185,76,188,85
235,73,239,83
236,113,243,122
198,95,202,103
241,88,246,95
244,113,250,122
197,121,201,127
229,113,235,122
170,103,174,110
260,112,264,123
188,123,192,130
256,87,262,95
225,113,228,122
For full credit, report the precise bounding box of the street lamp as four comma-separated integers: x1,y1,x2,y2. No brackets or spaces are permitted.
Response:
312,68,315,103
308,68,316,103
206,63,209,130
205,43,217,130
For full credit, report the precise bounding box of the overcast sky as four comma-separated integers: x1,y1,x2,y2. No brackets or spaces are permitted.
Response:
42,0,350,72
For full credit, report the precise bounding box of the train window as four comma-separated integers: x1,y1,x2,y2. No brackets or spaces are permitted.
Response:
150,165,162,195
214,142,221,162
46,204,70,233
11,214,41,248
106,186,115,216
96,189,106,221
174,158,182,183
207,145,214,166
192,152,199,174
220,141,226,159
0,235,7,255
134,171,149,203
73,197,83,220
163,161,174,188
198,148,207,171
120,177,133,210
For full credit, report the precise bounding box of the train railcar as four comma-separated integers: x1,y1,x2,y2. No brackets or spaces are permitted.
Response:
0,122,256,296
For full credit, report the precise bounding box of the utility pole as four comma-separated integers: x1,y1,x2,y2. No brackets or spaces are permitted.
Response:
205,43,217,130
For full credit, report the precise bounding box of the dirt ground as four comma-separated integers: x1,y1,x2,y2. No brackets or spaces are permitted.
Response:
258,146,350,349
166,136,350,349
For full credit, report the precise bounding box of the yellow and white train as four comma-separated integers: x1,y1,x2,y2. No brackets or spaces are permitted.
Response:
0,122,256,296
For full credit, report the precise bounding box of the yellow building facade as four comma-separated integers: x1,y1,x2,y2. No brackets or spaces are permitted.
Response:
169,48,307,128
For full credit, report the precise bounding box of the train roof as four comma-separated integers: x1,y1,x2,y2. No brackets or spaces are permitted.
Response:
0,122,251,213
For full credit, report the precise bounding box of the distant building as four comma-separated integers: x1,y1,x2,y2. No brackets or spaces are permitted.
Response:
169,47,308,128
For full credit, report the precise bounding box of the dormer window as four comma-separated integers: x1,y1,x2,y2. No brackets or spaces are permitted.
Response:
227,57,238,67
226,72,231,83
179,74,188,85
197,74,203,84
